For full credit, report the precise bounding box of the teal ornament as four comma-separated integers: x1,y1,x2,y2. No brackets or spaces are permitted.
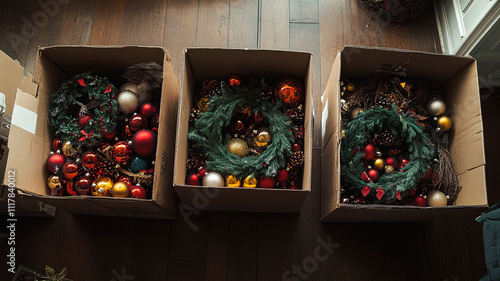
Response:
129,156,149,173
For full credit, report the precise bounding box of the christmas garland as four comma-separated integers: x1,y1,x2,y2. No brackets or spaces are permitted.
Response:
341,105,434,202
188,82,295,179
49,72,118,147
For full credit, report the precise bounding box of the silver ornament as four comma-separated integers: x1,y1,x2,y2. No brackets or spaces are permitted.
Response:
427,98,446,116
117,90,139,114
202,172,225,187
120,82,138,93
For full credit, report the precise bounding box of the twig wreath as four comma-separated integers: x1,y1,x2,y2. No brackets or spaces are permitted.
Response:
341,105,435,202
49,72,118,147
188,82,295,180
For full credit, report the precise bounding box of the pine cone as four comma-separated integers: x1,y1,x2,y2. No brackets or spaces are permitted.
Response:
286,104,305,124
200,79,221,98
287,151,304,170
189,108,200,123
373,129,395,147
246,77,260,91
340,99,350,115
186,148,206,172
102,160,120,177
385,91,401,105
387,148,401,156
376,95,391,108
261,85,275,100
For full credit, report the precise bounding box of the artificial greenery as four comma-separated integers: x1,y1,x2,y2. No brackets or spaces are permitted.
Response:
188,82,295,180
49,72,118,147
341,105,434,202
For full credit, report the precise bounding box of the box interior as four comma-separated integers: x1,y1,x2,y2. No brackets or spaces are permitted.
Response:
174,48,312,212
321,46,488,221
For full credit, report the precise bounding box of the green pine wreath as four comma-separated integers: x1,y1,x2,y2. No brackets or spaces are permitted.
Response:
49,72,118,147
341,105,435,202
188,82,295,180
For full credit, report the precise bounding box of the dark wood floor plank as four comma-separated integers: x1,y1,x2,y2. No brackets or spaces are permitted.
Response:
408,7,441,53
228,0,259,48
167,260,206,281
259,0,289,49
196,0,230,47
57,0,97,45
227,213,258,281
290,0,319,23
206,212,229,281
169,210,209,262
117,0,167,46
89,0,126,45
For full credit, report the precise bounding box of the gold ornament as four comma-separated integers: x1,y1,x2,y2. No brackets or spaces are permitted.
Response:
227,138,249,158
226,175,241,187
254,127,271,148
92,176,114,196
198,97,210,112
426,190,448,206
110,182,130,198
427,98,446,116
47,175,62,190
341,129,346,140
437,116,452,132
346,82,356,92
117,90,139,114
373,158,385,171
350,108,365,119
243,175,257,188
61,141,77,157
384,165,394,174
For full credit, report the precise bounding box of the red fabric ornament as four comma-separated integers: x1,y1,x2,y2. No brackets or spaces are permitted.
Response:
376,187,384,200
258,176,276,188
364,144,376,160
46,153,66,174
75,176,92,195
361,186,371,197
396,191,402,200
116,175,133,187
51,138,62,152
130,185,147,199
113,141,133,166
64,180,77,196
275,78,304,106
413,195,427,207
186,173,201,186
63,162,80,180
104,84,112,93
82,151,99,170
385,156,398,168
361,171,370,183
228,74,242,87
368,169,379,182
129,114,148,132
275,168,290,183
78,78,86,87
197,166,209,178
132,129,157,156
140,103,157,119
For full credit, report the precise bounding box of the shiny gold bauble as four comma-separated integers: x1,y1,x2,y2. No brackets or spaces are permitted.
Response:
426,190,448,206
47,175,62,190
243,175,257,188
427,98,446,116
254,127,271,148
226,175,241,187
373,158,385,171
61,141,77,157
437,116,452,132
384,165,394,174
341,129,346,140
346,82,356,92
350,108,365,119
198,97,210,112
92,176,114,196
110,182,130,198
227,138,249,158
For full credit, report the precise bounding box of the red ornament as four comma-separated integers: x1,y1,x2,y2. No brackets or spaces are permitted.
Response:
132,129,157,156
113,141,133,166
116,175,133,187
400,159,409,170
227,74,242,87
292,143,302,151
140,103,157,119
408,189,417,197
385,156,398,168
361,186,371,196
150,114,159,133
64,180,77,196
275,78,304,106
75,176,92,195
368,169,379,182
78,114,93,128
130,185,147,199
129,114,148,132
413,195,427,207
101,127,117,140
46,153,66,174
51,138,62,152
364,144,376,160
376,187,385,200
231,119,246,135
421,168,433,181
275,168,290,183
197,166,209,178
63,162,80,180
82,151,99,170
186,173,201,186
396,191,402,200
258,176,276,188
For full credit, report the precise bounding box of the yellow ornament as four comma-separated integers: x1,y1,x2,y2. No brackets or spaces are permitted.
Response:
47,175,62,190
61,141,77,157
350,108,365,119
341,129,346,140
426,190,448,206
198,97,210,112
227,138,249,158
254,127,272,148
243,175,257,188
373,158,385,171
92,176,114,196
110,182,130,198
346,82,356,92
226,175,241,187
437,116,452,132
384,165,394,174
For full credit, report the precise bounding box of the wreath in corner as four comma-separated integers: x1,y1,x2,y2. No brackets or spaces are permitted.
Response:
49,72,118,147
341,105,435,202
188,82,296,180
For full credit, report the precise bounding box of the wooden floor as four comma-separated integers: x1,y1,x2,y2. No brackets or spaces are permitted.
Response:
0,0,498,280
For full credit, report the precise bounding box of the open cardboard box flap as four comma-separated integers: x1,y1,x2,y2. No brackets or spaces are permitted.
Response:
321,46,488,222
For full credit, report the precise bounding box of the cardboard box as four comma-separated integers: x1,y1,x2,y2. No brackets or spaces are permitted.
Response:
2,46,179,219
321,46,488,222
173,48,312,213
